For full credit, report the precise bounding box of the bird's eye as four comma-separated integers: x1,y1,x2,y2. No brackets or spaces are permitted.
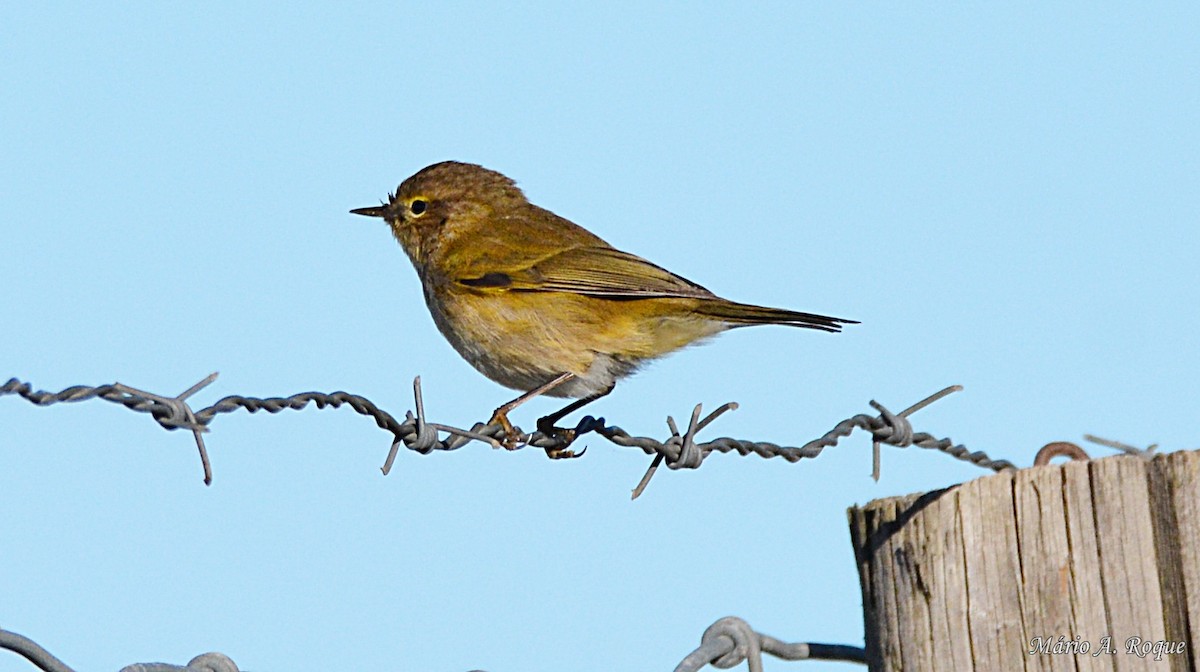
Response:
410,199,428,216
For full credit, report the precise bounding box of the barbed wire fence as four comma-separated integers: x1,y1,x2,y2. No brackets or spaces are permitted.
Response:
1,373,1016,495
4,374,1174,671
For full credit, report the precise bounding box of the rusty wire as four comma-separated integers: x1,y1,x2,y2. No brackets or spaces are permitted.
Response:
1033,441,1092,466
1,373,1016,491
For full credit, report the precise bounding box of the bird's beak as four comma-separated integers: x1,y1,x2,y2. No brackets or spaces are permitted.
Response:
349,205,388,218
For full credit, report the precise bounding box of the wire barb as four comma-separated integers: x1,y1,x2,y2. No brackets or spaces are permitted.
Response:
113,372,219,484
631,402,740,499
866,384,962,481
381,377,503,474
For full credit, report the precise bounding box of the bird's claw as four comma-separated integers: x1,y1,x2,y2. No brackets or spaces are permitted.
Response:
536,417,590,459
487,410,525,450
545,442,586,460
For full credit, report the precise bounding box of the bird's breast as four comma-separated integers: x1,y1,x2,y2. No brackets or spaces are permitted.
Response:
419,282,727,397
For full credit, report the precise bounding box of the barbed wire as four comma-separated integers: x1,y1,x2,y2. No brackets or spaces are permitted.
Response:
674,616,866,671
1,373,1016,492
0,630,74,672
2,620,868,672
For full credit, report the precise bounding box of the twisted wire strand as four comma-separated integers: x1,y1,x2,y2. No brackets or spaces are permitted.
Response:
2,375,1017,489
0,629,76,672
197,391,409,435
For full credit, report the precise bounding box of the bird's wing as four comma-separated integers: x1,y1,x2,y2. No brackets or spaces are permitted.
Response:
457,245,716,299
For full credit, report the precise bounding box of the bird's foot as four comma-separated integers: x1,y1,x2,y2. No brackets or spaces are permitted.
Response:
487,409,524,450
536,416,587,459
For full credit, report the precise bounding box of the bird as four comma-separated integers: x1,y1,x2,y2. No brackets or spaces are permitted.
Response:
351,161,856,457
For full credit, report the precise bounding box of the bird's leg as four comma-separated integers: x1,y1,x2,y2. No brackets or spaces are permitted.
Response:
488,372,577,449
536,384,615,460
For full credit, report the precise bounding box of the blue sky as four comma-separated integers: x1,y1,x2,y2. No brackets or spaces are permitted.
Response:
2,4,1197,671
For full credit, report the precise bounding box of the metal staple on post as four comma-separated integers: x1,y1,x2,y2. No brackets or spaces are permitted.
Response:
2,375,1017,491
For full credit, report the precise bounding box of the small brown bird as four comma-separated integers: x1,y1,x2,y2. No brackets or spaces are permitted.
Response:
352,161,856,456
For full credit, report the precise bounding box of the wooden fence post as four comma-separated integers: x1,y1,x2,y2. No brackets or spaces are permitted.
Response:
848,450,1198,671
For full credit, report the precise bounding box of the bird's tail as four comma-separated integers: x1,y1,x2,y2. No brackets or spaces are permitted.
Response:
695,299,857,333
